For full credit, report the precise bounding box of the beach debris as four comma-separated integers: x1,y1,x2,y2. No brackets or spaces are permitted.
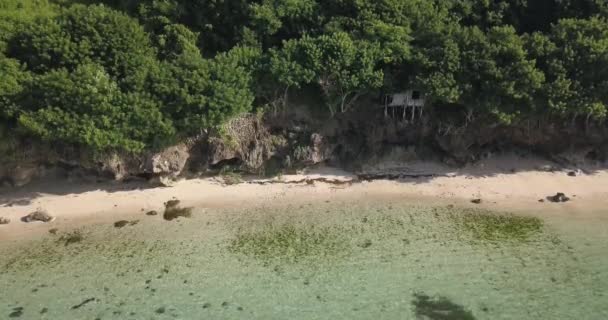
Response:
21,209,54,223
547,193,570,203
145,210,158,216
71,298,97,310
163,199,193,221
0,217,10,225
471,199,482,204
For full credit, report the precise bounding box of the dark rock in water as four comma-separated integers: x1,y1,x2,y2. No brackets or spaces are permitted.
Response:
146,210,158,216
0,217,10,225
163,199,192,221
22,209,54,223
547,193,570,203
9,307,24,318
40,308,48,314
202,303,211,309
155,307,165,314
114,220,130,228
471,199,482,204
412,293,476,320
114,220,139,228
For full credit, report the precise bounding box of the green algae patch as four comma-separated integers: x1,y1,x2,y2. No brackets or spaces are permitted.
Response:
228,224,350,264
448,209,543,243
412,292,476,320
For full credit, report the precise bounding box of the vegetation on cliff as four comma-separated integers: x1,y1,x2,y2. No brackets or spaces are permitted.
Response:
1,0,607,154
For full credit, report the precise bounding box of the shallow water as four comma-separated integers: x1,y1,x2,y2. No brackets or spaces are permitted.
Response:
1,200,607,319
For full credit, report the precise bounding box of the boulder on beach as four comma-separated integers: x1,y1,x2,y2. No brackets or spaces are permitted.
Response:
471,199,482,204
22,209,54,223
547,193,570,203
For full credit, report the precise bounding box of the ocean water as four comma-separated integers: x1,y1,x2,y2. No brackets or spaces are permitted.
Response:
1,200,607,319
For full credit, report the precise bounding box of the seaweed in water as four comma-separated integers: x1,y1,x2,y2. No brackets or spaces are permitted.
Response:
412,293,476,320
448,210,543,243
229,224,349,264
163,200,193,221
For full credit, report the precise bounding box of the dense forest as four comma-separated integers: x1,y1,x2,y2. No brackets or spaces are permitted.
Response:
1,0,608,161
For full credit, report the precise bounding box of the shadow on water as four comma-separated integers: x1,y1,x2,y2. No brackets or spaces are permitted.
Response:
412,293,476,320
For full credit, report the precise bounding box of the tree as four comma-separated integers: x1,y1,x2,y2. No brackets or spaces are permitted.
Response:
149,45,256,133
268,32,383,115
15,63,174,152
8,4,158,91
531,18,608,122
454,26,544,124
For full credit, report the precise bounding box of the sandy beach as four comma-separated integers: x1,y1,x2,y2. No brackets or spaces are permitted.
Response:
1,154,607,241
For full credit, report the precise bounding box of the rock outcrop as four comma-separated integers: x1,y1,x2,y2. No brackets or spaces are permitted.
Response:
208,115,287,172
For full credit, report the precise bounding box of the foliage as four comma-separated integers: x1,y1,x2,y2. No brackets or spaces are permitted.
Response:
1,0,608,154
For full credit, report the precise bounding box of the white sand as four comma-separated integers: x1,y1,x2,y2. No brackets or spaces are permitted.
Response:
1,154,607,240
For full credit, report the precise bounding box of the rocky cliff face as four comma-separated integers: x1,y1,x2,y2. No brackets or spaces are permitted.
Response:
1,112,607,189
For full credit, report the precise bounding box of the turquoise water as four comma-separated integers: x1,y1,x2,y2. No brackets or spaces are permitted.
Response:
1,200,607,319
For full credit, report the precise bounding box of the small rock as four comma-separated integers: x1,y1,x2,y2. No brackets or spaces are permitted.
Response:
471,199,482,204
538,199,545,203
0,217,10,225
48,228,59,235
568,169,583,177
547,193,570,203
22,209,54,223
145,210,158,216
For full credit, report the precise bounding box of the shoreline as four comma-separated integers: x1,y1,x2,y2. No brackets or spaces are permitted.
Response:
2,155,608,241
